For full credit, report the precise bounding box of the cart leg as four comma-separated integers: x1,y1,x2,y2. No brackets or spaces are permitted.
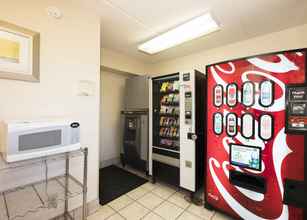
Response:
64,153,70,220
82,148,88,220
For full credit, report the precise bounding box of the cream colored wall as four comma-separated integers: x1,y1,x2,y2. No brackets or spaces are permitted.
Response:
151,24,307,74
100,49,148,166
0,0,100,203
102,48,149,75
100,71,130,167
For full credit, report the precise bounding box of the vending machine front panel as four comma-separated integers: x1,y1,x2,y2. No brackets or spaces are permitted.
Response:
205,49,306,220
180,71,196,191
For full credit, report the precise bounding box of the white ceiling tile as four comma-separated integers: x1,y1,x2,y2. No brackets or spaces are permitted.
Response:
98,0,307,63
107,0,212,33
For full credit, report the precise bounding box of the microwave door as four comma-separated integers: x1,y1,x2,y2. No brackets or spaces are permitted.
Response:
10,126,66,154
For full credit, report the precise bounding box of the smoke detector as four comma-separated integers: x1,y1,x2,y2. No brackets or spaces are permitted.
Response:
46,6,62,19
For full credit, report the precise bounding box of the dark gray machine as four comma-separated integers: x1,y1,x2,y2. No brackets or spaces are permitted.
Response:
121,76,149,173
121,110,149,173
125,76,149,110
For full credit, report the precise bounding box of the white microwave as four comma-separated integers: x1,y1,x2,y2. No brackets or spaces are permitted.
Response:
0,120,81,163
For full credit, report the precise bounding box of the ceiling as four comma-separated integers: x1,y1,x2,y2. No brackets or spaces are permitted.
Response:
98,0,307,63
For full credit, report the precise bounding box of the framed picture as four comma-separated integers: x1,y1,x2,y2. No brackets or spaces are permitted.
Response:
241,81,255,107
226,83,238,107
226,112,238,137
213,84,223,107
259,80,274,107
0,20,40,82
241,113,255,139
259,114,274,141
213,112,223,135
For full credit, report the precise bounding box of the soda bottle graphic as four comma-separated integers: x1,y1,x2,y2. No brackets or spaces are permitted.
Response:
243,83,252,105
261,81,272,106
228,85,237,106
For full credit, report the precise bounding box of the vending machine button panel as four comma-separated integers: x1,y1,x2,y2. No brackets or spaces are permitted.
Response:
185,92,192,124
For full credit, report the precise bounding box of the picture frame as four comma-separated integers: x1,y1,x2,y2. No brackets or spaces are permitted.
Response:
0,20,40,82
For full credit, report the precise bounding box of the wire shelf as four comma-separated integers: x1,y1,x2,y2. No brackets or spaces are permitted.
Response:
0,175,83,220
0,149,84,173
0,148,88,220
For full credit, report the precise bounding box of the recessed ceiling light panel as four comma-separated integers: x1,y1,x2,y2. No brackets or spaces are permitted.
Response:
138,13,220,55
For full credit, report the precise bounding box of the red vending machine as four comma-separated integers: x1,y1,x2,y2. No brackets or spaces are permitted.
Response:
205,49,307,220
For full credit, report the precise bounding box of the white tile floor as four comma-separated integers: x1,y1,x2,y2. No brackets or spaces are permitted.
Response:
88,165,234,220
88,182,235,220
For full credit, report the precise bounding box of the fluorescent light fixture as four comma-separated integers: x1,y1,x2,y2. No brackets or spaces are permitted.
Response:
138,13,220,54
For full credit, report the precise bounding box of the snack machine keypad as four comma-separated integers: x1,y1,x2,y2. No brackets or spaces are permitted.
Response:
185,91,192,124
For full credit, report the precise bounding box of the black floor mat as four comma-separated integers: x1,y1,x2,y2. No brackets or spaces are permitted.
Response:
99,165,148,205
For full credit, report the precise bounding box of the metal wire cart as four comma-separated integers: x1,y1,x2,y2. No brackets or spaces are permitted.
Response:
0,148,88,220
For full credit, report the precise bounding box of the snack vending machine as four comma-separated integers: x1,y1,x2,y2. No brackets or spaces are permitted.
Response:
149,71,206,195
205,49,307,220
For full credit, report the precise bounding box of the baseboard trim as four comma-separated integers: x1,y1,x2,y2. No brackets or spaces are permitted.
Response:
87,198,100,215
75,198,100,219
100,157,120,168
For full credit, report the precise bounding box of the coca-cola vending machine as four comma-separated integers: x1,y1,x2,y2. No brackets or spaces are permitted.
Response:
205,49,307,220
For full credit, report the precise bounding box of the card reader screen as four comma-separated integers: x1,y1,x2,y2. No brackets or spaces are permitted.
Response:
230,144,261,171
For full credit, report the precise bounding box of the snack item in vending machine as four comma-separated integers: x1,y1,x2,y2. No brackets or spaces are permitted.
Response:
160,82,168,92
174,107,180,115
168,94,174,103
160,106,167,113
173,94,179,103
166,128,171,137
171,128,175,137
160,117,164,126
171,118,175,126
161,95,168,104
159,128,164,136
173,81,180,91
165,107,170,114
167,82,173,91
173,128,178,137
